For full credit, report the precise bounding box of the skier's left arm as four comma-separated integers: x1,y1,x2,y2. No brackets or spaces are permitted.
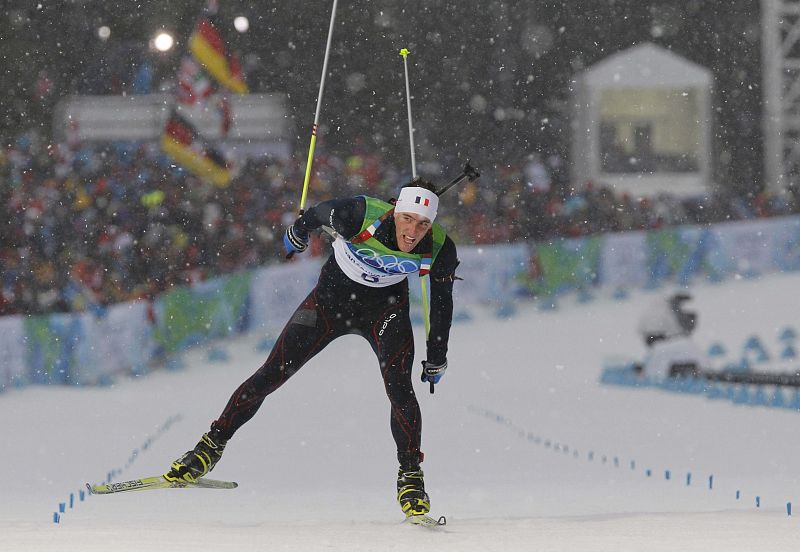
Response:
423,236,458,384
283,197,366,254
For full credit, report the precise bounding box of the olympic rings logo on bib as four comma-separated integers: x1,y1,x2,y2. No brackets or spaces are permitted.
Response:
352,245,420,274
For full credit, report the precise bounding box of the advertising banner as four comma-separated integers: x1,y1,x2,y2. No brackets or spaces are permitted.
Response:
0,315,26,389
599,231,649,289
80,300,155,381
6,215,800,390
249,258,322,334
153,271,252,353
707,219,775,277
522,236,602,297
769,217,800,272
24,312,83,384
442,244,529,306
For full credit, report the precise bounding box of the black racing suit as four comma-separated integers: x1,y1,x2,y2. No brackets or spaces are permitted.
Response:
211,197,458,469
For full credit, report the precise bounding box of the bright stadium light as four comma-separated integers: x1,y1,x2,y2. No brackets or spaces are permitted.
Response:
97,26,111,40
152,31,174,52
234,16,249,33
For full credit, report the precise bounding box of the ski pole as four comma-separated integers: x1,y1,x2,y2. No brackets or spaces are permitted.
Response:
286,0,338,259
287,0,338,260
299,0,338,213
399,47,436,393
400,48,417,179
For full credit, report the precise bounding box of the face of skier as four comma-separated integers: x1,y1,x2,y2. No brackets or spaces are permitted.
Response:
394,212,431,253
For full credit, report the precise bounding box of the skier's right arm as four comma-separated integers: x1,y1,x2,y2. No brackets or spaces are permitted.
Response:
284,197,366,255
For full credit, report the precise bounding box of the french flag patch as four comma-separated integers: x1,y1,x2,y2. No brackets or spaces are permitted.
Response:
415,196,430,206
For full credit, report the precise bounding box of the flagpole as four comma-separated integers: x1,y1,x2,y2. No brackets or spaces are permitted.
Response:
299,0,339,213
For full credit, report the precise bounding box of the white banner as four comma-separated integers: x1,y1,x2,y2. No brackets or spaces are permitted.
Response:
709,219,783,276
0,315,26,389
599,231,649,288
249,258,322,334
80,300,154,382
447,244,529,305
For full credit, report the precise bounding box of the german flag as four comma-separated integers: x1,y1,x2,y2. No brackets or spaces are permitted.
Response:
160,111,232,187
189,16,248,94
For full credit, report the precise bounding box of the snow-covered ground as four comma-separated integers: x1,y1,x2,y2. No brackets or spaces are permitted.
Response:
4,272,800,551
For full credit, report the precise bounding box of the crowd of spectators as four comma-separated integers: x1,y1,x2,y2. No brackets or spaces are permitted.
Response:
2,133,800,317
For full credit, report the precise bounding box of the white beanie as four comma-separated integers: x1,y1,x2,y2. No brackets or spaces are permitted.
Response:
394,186,439,222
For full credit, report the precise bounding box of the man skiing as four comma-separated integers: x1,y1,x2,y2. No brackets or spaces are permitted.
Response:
164,178,459,518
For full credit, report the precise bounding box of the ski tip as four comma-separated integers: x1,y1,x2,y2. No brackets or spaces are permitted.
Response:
405,514,446,527
86,483,94,495
191,477,239,490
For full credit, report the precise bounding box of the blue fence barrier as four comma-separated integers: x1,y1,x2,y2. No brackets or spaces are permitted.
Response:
5,214,800,391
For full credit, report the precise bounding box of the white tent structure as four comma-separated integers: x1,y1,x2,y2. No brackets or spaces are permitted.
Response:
571,43,713,198
53,93,293,159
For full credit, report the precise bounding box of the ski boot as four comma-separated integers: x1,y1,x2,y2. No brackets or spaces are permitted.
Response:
164,429,227,483
397,468,430,516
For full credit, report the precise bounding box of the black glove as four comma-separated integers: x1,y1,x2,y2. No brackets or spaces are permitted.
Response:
421,359,447,385
283,224,309,255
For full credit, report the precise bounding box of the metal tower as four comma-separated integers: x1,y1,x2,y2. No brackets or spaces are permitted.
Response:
762,0,800,193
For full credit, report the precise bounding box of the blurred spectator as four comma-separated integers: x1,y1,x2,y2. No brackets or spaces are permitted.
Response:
1,133,798,317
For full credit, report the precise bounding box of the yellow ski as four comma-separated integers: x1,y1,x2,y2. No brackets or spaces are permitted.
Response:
87,475,237,495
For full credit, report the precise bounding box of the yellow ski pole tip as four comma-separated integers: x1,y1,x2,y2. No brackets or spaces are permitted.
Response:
400,48,410,57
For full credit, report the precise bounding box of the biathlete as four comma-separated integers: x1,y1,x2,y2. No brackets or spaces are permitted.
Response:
164,178,459,517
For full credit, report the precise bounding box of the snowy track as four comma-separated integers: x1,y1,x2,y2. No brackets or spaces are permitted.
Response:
4,272,800,550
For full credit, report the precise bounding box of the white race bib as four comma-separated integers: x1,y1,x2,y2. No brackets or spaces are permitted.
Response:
332,238,419,288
